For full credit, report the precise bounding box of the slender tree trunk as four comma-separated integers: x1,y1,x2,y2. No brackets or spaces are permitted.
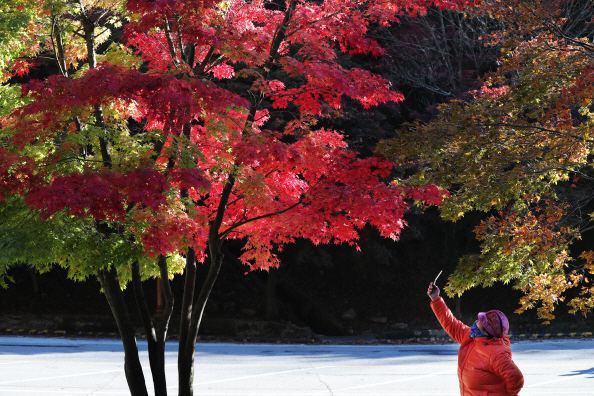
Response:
178,244,225,396
132,261,168,396
80,9,142,393
177,248,197,396
29,268,39,296
52,19,87,157
96,267,148,396
77,5,151,396
156,278,164,316
53,21,68,78
176,3,298,395
177,168,237,396
158,254,175,341
163,18,178,65
82,17,111,167
266,268,279,320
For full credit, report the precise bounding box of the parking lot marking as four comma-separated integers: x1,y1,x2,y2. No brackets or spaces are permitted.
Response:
308,368,454,395
190,366,335,387
0,360,29,365
0,369,123,385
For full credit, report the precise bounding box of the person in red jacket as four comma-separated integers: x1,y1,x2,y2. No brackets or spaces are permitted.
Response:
428,282,524,396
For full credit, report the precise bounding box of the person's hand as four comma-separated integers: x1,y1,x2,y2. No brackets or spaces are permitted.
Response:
427,282,440,302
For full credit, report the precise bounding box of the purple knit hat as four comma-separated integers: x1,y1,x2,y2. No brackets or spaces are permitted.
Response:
478,310,509,338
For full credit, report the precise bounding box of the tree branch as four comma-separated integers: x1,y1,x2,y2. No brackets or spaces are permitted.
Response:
219,198,304,239
480,123,594,143
163,18,178,64
196,46,215,75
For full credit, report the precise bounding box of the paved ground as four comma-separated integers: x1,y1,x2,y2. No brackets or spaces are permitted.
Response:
1,335,593,395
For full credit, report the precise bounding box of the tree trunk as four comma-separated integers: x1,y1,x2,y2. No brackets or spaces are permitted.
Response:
455,295,462,319
82,17,111,167
178,252,224,396
96,267,148,396
157,254,175,341
52,18,87,157
176,3,298,394
53,20,68,77
156,278,164,316
132,261,168,396
265,268,279,320
177,248,197,396
178,177,234,396
29,267,39,296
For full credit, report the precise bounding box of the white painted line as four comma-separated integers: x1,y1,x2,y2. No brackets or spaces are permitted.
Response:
308,368,454,395
0,360,121,366
0,360,29,365
0,389,132,395
0,369,124,385
191,366,335,386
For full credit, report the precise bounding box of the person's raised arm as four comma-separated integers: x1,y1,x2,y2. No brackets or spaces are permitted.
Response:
428,283,469,344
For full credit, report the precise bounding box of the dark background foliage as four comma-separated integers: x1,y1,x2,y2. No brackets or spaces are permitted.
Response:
4,5,593,336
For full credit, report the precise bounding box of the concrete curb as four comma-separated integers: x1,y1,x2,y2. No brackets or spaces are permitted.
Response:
378,332,594,343
2,327,593,344
509,331,593,338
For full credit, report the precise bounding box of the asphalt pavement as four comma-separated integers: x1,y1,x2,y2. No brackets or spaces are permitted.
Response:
0,335,593,395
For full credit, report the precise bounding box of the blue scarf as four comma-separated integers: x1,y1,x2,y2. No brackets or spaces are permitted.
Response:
470,322,488,338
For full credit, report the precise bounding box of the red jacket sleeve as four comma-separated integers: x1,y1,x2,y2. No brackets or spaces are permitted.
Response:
490,345,524,396
430,297,469,344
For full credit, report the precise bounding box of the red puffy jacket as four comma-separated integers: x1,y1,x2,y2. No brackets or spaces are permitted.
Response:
431,297,524,396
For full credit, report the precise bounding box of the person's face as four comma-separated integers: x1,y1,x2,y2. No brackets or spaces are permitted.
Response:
475,319,487,334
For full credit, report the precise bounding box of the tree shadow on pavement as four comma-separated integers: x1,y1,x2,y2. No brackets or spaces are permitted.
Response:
559,368,594,379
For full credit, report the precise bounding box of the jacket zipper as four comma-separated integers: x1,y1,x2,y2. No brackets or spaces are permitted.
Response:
459,340,476,395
